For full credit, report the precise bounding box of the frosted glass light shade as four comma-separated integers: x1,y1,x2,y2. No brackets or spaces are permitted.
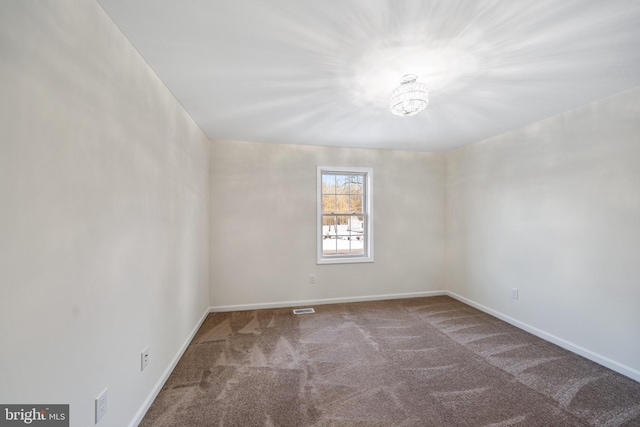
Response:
390,74,429,116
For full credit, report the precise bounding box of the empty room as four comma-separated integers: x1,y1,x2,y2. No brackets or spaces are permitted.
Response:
1,1,639,426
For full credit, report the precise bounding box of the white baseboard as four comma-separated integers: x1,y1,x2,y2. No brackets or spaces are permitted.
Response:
209,291,447,313
446,291,640,383
128,308,210,427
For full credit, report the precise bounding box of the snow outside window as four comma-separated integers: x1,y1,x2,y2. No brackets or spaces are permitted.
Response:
317,167,373,264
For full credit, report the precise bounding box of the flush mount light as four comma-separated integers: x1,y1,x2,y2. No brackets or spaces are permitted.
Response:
390,74,429,116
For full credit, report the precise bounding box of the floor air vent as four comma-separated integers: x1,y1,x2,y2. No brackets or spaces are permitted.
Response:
293,308,315,315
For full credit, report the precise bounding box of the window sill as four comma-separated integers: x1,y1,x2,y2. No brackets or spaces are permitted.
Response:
317,256,374,265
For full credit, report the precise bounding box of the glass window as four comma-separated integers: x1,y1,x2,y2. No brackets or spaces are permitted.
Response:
317,167,373,264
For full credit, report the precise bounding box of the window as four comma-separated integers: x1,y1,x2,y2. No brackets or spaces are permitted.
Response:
317,166,373,264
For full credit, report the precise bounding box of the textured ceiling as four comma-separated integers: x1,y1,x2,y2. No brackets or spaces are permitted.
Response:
97,0,640,152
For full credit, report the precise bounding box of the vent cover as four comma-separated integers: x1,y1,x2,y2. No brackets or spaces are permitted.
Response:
293,308,315,315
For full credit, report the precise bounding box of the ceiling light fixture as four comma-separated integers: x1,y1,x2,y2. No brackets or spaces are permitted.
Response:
390,74,429,116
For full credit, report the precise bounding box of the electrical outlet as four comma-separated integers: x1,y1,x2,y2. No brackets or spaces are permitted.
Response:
141,347,149,371
309,274,315,284
95,388,108,423
511,288,519,300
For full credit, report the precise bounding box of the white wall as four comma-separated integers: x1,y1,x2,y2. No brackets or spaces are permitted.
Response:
210,140,445,308
0,2,209,426
446,87,640,378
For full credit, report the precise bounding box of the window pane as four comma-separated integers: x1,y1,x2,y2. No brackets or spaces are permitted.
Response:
322,195,335,213
335,215,350,233
322,174,335,194
348,215,364,232
350,176,363,194
336,175,349,194
335,195,349,213
350,195,363,213
322,216,336,236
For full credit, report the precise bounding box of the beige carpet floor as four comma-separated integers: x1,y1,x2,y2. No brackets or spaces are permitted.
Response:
140,296,640,426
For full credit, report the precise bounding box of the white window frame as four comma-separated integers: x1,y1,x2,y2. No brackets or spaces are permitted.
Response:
317,166,374,264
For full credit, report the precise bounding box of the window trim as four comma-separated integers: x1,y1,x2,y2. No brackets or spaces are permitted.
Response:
317,166,374,264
